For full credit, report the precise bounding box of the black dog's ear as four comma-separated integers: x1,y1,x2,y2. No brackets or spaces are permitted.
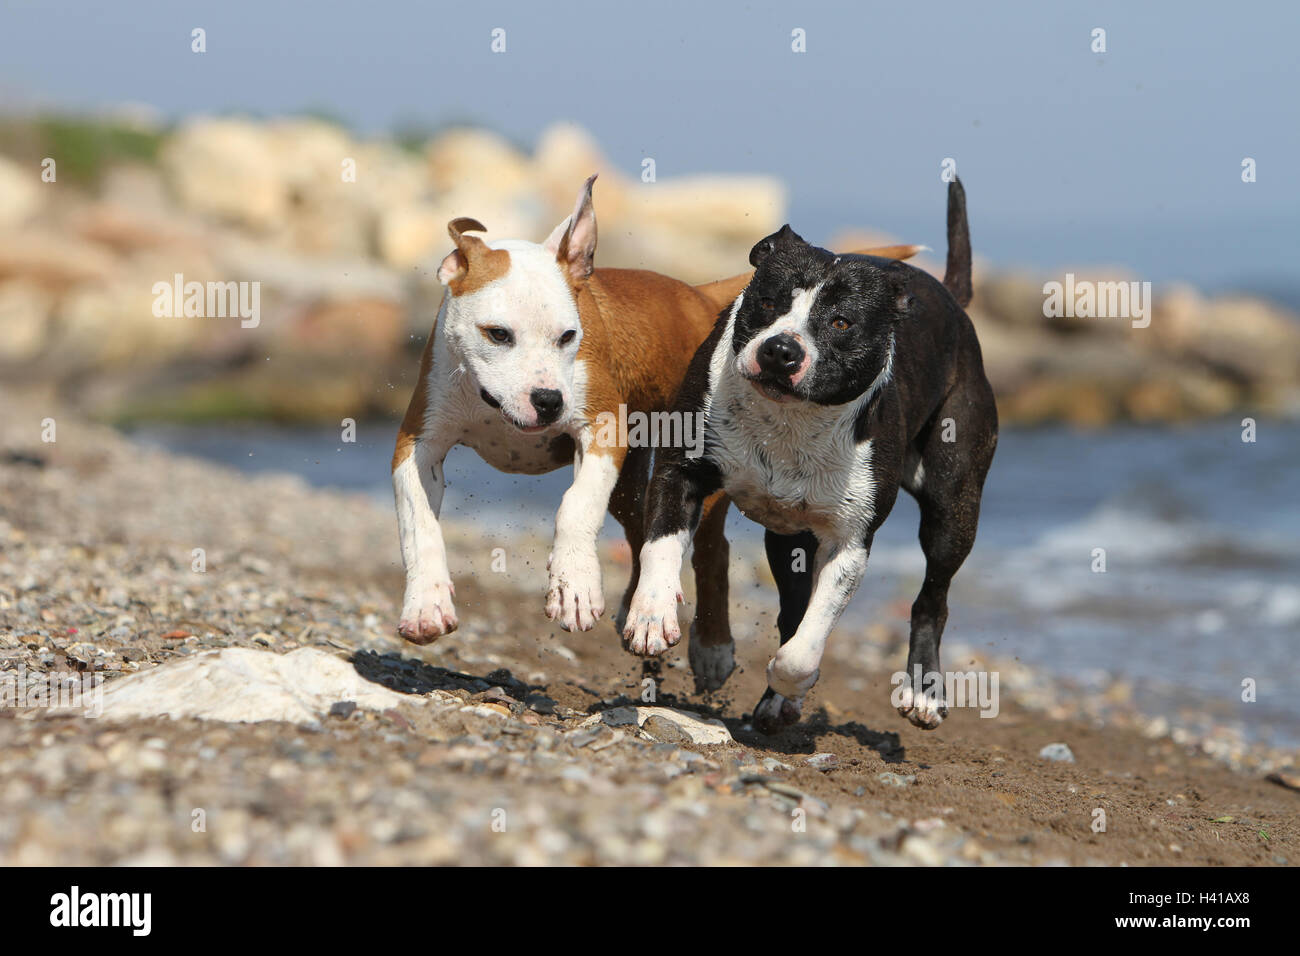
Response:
749,224,804,267
889,272,916,320
892,290,916,320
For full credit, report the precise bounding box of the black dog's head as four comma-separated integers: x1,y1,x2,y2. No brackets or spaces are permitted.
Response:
731,225,913,406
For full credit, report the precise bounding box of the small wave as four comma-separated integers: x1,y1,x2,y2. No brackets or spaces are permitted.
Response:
1009,501,1295,571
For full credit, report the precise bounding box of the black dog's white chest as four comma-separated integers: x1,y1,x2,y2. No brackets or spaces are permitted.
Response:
713,413,876,536
704,337,877,538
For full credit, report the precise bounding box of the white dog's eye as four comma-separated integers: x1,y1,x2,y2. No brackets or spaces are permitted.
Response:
558,330,577,347
482,326,513,345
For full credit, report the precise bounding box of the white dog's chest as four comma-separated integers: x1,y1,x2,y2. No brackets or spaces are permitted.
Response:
425,367,578,476
459,410,576,474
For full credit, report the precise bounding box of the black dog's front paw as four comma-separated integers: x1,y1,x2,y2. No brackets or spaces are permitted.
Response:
752,688,803,735
895,670,948,729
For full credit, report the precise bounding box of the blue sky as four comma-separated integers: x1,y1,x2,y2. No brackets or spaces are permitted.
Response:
2,0,1296,291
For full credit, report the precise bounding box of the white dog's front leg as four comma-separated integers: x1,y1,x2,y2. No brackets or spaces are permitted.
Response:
394,439,457,644
622,530,690,656
546,445,621,631
765,542,869,701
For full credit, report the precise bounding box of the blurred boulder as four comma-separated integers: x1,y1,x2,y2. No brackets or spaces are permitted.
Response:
0,156,43,229
160,118,286,231
0,280,53,362
376,194,537,270
0,231,116,287
533,122,609,210
1147,284,1300,386
284,297,404,358
50,252,215,368
978,273,1057,328
628,175,785,241
4,113,1297,427
426,127,533,197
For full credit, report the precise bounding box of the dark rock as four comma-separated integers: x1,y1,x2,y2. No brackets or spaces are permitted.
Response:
525,693,557,715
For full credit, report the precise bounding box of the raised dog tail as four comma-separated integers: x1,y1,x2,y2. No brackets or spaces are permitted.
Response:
943,177,973,308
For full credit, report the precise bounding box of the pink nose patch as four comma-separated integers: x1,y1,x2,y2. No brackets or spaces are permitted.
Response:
788,354,812,386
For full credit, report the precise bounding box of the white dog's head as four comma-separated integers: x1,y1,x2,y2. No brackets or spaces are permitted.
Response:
437,175,598,433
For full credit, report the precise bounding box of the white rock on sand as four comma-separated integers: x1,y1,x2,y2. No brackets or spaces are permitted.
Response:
77,647,416,724
1038,742,1076,763
582,705,733,746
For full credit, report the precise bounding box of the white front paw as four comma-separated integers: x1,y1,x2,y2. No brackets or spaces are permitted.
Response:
398,580,458,644
545,545,605,632
621,577,682,657
896,684,947,729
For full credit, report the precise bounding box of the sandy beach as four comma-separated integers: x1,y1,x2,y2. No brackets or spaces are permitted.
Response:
1,388,1295,866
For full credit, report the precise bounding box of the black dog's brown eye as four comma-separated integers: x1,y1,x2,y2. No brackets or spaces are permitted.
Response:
483,327,513,345
830,316,852,331
760,298,775,311
558,330,577,346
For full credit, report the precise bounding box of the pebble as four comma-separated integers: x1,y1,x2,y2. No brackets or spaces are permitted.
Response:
877,772,917,788
1038,743,1076,763
901,834,947,866
476,686,514,706
641,715,691,745
525,693,557,715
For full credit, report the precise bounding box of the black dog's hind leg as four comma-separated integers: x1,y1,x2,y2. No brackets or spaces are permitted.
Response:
898,384,997,729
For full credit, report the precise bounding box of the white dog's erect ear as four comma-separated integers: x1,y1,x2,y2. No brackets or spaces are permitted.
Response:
545,174,598,283
542,216,571,254
438,217,510,292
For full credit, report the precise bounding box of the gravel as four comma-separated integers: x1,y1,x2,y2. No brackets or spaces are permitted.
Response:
1,388,1295,866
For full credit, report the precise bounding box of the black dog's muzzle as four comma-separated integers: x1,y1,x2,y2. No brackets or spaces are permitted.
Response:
757,333,805,377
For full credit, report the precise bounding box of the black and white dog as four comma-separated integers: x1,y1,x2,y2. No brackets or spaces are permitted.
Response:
622,180,997,734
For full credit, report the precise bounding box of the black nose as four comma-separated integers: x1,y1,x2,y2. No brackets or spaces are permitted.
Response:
757,334,805,377
530,388,564,423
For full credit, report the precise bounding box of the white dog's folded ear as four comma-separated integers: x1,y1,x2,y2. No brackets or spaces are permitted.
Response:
545,174,598,283
447,216,488,246
438,217,509,292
